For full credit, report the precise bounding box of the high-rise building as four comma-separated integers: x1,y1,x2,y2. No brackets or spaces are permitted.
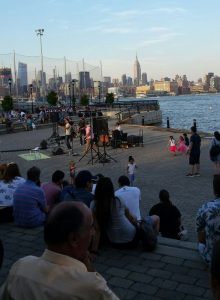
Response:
37,70,46,87
18,62,28,87
65,72,72,83
133,54,141,86
127,76,133,86
79,71,91,90
142,73,147,85
0,68,12,86
121,74,127,86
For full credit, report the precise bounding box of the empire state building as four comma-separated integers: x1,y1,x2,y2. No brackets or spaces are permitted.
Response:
133,54,141,86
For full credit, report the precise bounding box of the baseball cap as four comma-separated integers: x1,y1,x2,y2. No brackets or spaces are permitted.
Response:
75,170,97,188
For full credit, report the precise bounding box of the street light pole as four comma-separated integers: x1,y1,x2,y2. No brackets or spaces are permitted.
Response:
72,79,78,108
35,29,44,97
8,78,12,96
29,84,33,113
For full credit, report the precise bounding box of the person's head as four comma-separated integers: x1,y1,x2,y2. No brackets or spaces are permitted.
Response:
159,189,171,205
129,156,134,163
213,175,220,198
211,240,220,299
75,170,93,192
69,160,75,167
179,135,184,141
52,170,65,185
44,202,94,262
191,126,197,133
64,118,69,124
170,135,174,140
0,164,7,180
95,177,115,235
27,166,41,184
183,133,188,138
3,163,21,183
118,175,130,187
214,131,220,141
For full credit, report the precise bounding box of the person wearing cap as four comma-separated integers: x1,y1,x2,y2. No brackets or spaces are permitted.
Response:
59,170,94,207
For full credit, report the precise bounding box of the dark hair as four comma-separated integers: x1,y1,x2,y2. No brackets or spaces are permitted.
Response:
213,175,220,197
183,133,187,137
75,170,92,188
52,170,65,183
3,163,21,183
191,126,197,133
129,156,134,162
170,136,174,139
0,164,7,180
27,166,40,182
159,189,172,205
214,131,220,141
95,177,115,240
211,240,220,284
44,202,84,245
118,175,130,186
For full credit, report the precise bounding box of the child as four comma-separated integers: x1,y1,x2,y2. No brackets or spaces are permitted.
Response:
69,161,76,185
127,156,137,186
177,135,188,155
168,136,177,156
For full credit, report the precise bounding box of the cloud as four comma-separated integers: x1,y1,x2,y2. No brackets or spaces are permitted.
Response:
152,7,186,14
148,27,169,33
113,9,142,17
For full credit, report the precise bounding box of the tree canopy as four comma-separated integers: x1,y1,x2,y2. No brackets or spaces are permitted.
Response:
46,91,58,106
80,94,89,106
105,93,114,105
1,95,13,112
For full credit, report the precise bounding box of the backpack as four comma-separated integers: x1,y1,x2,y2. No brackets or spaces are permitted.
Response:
139,220,157,252
210,140,220,160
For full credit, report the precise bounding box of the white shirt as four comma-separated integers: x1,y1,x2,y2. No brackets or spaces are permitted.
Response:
115,186,141,221
127,162,136,175
0,249,119,300
65,122,71,135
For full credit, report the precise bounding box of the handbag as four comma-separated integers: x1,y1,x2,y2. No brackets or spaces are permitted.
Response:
139,219,157,252
210,140,220,157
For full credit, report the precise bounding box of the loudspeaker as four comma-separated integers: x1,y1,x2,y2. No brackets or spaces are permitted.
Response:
52,147,64,155
78,112,83,117
98,111,103,116
93,117,108,135
51,112,59,123
40,139,47,149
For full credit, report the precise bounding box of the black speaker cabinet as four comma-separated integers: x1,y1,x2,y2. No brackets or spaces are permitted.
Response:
51,112,59,123
93,117,108,135
52,147,64,155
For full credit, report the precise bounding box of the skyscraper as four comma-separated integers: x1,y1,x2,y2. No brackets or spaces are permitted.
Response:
18,62,28,87
79,71,91,90
121,74,127,86
133,54,141,86
142,73,148,85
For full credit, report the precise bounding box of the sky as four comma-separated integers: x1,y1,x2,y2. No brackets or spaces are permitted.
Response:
1,0,220,81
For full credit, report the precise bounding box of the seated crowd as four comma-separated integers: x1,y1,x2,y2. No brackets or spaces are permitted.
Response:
1,162,220,298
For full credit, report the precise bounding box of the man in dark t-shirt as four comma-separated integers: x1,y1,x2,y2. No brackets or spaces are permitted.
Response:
186,126,201,177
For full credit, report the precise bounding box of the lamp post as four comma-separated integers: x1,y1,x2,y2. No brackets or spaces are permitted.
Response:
35,29,44,97
29,84,33,113
72,79,78,107
8,78,12,96
98,81,101,104
68,83,71,106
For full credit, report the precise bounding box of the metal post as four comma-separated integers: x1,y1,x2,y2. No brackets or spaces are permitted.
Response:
68,84,71,106
98,82,101,104
8,78,12,96
142,116,144,126
35,29,44,97
167,117,170,128
193,119,197,130
30,84,33,113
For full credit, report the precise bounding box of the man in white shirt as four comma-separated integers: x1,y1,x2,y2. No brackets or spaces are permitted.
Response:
64,117,72,150
0,202,119,300
115,175,141,221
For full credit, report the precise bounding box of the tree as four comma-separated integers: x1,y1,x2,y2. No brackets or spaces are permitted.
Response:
105,93,114,105
46,91,58,106
80,94,89,106
1,95,13,112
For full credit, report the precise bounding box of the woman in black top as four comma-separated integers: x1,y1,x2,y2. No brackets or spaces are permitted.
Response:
149,190,181,239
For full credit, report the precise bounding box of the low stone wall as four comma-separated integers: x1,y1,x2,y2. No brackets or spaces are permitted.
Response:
131,110,162,125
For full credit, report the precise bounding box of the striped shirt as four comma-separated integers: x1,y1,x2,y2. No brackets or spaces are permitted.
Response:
13,180,46,228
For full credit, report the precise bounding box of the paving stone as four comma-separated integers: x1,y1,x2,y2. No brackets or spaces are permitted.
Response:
106,267,130,278
183,259,206,270
203,289,213,299
156,288,185,300
94,263,109,273
148,268,172,279
155,245,200,261
111,287,137,300
161,256,184,266
176,283,205,297
124,263,148,273
135,294,162,300
163,263,190,275
130,282,158,295
104,258,127,268
108,277,133,288
140,252,162,261
187,269,209,279
142,259,166,269
196,278,211,289
127,272,154,284
171,274,196,284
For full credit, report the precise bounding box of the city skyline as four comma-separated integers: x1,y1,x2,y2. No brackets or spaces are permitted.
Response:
1,0,220,81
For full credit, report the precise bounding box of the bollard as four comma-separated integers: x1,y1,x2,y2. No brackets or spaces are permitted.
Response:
142,116,144,126
167,117,170,128
193,119,197,130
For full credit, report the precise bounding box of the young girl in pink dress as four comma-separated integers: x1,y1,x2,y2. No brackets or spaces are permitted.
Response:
168,136,177,155
177,135,188,154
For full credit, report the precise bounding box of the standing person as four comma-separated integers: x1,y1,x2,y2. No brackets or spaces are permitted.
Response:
186,126,201,177
177,135,188,155
196,175,220,265
0,202,119,300
78,117,86,145
210,131,220,174
183,133,189,147
84,122,94,155
168,136,177,156
127,156,137,186
64,118,72,150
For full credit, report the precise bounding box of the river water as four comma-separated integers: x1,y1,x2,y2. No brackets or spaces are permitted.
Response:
120,94,220,133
